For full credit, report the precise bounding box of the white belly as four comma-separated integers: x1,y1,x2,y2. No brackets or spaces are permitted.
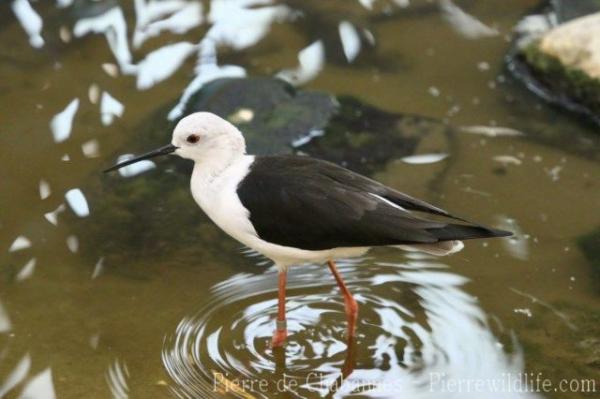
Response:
190,156,370,268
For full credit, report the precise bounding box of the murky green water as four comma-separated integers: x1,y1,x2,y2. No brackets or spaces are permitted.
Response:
1,1,599,398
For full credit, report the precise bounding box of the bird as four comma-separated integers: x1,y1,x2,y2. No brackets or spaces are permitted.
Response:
104,112,511,348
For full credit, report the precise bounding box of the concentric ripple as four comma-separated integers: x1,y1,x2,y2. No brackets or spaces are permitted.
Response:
162,255,533,398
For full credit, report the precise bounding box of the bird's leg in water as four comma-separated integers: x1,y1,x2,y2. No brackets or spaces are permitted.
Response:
272,270,288,348
327,260,359,337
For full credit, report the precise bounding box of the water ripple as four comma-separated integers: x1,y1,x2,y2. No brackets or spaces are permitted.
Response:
163,257,534,398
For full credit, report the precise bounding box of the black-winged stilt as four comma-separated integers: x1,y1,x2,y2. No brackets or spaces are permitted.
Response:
104,112,511,348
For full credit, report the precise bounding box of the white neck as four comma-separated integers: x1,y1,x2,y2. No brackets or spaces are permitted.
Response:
191,138,246,182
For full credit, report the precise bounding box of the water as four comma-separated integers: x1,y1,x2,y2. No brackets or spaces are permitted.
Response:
1,1,599,398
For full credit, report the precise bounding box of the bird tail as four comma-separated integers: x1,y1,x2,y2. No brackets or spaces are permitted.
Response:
428,223,512,241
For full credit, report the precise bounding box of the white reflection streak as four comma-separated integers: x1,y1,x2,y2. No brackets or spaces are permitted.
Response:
460,125,524,137
328,270,534,398
439,0,498,39
9,236,31,252
65,189,90,217
44,204,66,226
135,42,198,90
50,99,79,143
56,0,74,8
277,40,325,86
100,91,125,126
66,235,79,253
106,359,130,399
16,258,37,282
207,0,290,50
18,368,56,399
73,7,133,72
496,215,529,261
92,257,104,279
133,0,203,48
401,153,449,165
168,41,246,120
0,300,11,333
116,154,156,177
0,354,31,397
339,21,361,62
12,0,44,48
39,179,51,200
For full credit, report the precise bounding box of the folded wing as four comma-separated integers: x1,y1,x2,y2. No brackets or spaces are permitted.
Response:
237,155,510,250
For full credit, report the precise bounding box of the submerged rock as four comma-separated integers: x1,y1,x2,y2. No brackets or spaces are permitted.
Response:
577,226,600,274
507,1,600,126
75,77,452,265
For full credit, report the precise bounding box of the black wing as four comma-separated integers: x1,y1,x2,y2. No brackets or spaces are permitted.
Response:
237,155,510,250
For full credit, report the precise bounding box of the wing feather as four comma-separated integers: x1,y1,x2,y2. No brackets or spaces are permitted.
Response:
237,156,453,250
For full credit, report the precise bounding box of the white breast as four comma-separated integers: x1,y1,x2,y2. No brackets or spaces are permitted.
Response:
190,155,257,246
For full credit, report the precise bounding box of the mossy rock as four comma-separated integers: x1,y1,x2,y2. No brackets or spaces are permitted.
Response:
74,77,451,266
506,1,600,127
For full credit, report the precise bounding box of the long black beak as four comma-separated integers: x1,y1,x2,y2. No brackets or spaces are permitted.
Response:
103,144,178,173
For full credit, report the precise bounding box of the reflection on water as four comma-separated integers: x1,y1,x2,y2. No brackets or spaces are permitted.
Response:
163,255,533,398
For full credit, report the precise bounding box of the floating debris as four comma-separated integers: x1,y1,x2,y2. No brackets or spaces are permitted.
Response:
510,288,576,330
59,25,71,43
65,189,90,217
545,165,562,181
81,139,100,158
477,61,490,71
50,98,79,143
428,86,441,97
493,155,522,165
228,108,254,124
513,308,532,318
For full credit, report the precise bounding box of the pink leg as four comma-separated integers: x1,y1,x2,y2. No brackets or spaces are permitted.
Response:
271,271,288,348
327,260,359,337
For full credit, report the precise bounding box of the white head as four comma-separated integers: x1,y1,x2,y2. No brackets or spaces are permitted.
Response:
104,112,247,173
171,112,246,162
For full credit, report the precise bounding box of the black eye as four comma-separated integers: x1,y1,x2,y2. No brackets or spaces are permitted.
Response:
186,134,200,144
